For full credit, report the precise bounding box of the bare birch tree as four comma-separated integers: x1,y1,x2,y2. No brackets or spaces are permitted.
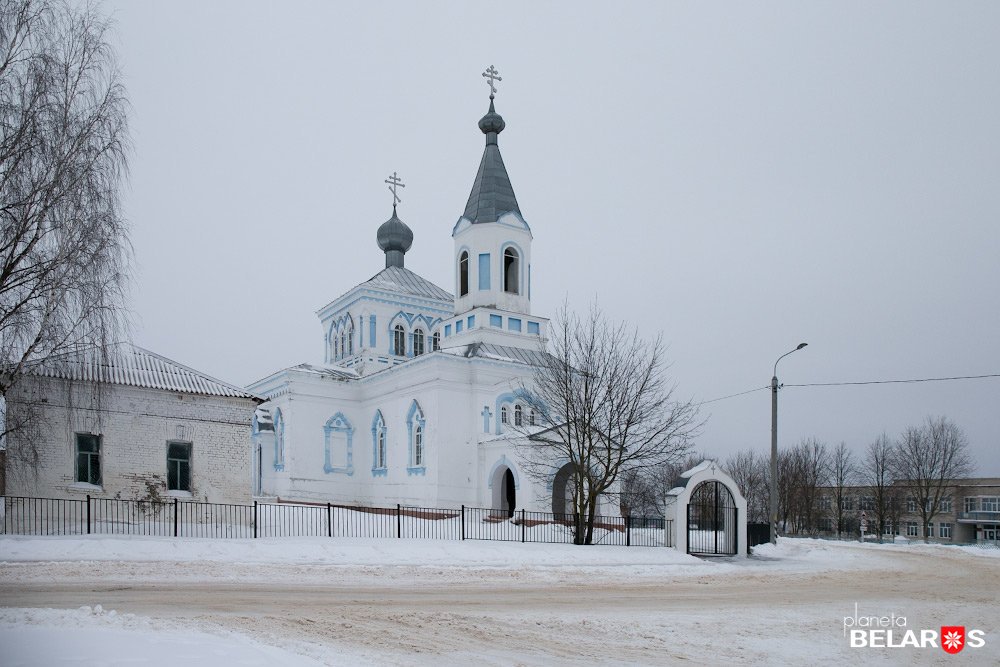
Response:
861,434,896,542
0,0,131,415
829,441,857,537
895,416,973,543
516,304,700,544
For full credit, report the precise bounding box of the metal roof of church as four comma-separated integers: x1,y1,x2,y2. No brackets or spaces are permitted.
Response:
22,343,261,400
462,98,521,224
440,341,549,367
360,266,453,302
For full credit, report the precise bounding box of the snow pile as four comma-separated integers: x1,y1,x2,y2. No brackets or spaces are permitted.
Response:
0,606,327,666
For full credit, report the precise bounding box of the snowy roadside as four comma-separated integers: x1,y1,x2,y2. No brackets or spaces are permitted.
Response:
1,536,998,666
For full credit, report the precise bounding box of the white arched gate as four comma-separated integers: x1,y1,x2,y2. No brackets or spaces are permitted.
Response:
665,461,748,558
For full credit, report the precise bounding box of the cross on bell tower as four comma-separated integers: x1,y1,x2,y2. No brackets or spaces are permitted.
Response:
384,171,405,209
482,65,502,99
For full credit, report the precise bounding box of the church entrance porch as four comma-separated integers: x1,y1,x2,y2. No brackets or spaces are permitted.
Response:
490,463,517,518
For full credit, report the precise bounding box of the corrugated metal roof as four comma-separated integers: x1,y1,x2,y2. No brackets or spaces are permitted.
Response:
287,362,360,380
360,266,452,301
23,343,261,400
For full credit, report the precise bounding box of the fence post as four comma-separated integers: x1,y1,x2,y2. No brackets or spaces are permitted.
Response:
626,515,631,547
521,509,526,543
397,503,401,538
86,495,91,535
253,501,258,539
327,503,332,538
461,505,465,541
173,498,179,537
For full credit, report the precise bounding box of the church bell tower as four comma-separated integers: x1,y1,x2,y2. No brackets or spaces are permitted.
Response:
452,66,533,318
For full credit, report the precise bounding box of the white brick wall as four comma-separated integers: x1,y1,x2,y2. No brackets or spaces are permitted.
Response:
4,376,258,505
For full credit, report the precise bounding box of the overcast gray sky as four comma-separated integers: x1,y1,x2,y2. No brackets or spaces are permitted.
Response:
108,1,1000,475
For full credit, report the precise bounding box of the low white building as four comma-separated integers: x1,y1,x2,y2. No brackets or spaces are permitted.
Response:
250,91,612,516
3,344,262,505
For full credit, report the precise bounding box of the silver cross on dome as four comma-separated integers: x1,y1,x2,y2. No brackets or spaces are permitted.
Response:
482,65,502,98
384,171,405,207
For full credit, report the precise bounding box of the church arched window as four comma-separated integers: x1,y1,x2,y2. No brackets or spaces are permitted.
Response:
500,406,508,425
414,425,423,466
413,329,425,356
514,404,522,426
432,331,440,351
529,409,536,426
503,248,519,294
459,251,469,297
345,322,354,356
273,408,285,470
406,400,426,473
393,324,406,356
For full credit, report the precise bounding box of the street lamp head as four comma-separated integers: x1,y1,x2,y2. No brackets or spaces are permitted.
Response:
796,343,808,350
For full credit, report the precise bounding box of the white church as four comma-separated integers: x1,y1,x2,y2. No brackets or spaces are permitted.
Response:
249,80,590,517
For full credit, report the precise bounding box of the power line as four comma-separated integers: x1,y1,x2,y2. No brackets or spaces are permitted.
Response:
698,373,1000,406
785,373,1000,388
698,386,768,405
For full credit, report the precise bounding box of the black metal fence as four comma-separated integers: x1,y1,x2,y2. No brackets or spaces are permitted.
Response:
0,495,673,548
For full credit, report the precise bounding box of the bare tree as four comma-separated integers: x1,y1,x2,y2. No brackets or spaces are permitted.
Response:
861,434,895,542
895,416,974,543
0,0,131,415
776,440,830,534
794,439,830,534
829,441,857,537
516,304,700,544
724,448,769,523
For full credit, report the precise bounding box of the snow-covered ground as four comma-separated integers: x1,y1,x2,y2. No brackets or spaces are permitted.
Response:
1,535,997,665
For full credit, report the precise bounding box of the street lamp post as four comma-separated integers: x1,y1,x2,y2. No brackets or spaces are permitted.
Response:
770,343,807,545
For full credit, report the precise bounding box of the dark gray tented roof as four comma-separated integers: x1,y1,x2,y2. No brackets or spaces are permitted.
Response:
361,266,453,301
463,100,521,224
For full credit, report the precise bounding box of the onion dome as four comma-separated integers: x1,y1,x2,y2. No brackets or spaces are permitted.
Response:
376,206,413,268
478,98,506,141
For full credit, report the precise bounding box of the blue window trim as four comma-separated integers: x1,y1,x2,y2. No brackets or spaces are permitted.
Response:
444,324,452,337
371,410,387,477
456,320,464,333
467,315,475,329
323,412,354,475
493,389,531,435
508,317,522,332
406,400,426,476
369,315,377,348
527,321,540,335
490,314,502,328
